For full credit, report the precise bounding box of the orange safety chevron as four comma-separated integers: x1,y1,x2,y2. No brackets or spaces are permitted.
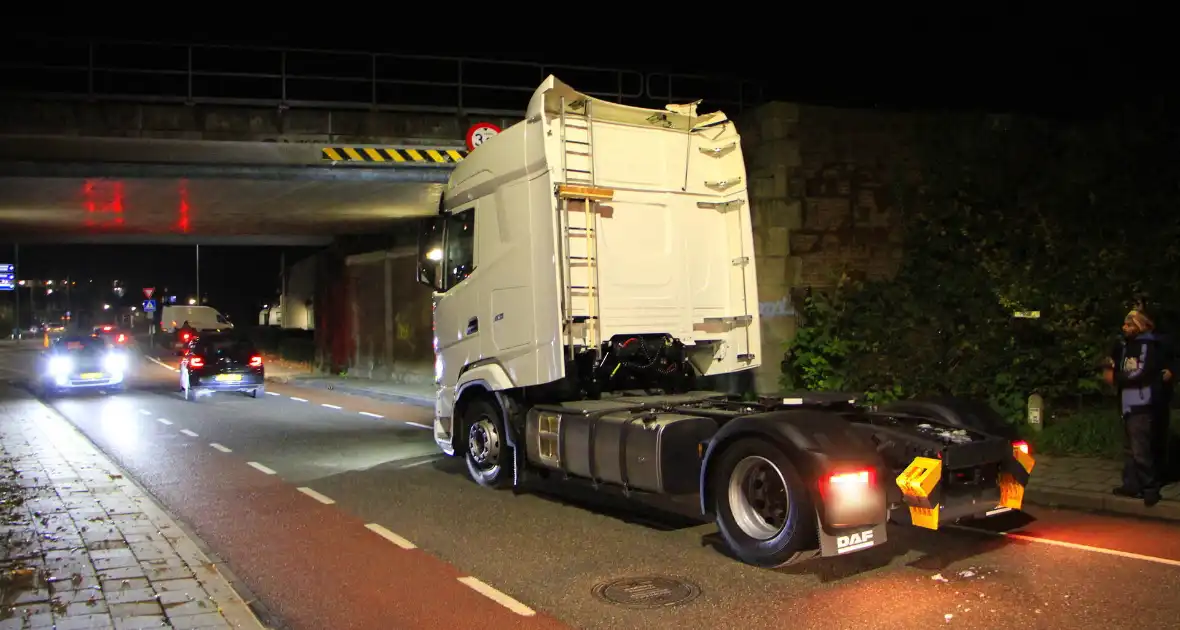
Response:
320,146,467,164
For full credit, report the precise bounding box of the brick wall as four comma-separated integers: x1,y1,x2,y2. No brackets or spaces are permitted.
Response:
345,249,434,385
739,101,915,393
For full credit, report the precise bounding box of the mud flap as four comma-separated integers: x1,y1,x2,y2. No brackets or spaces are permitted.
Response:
818,519,888,558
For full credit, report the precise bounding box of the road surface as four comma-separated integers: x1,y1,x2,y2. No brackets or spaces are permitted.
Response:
3,341,1180,629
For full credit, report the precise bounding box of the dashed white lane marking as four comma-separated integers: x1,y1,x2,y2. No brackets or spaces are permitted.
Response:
139,409,152,416
398,457,441,470
289,397,308,403
405,422,433,431
457,577,536,617
266,391,280,396
179,429,198,437
210,443,232,453
359,411,384,419
948,525,1180,568
156,418,173,426
146,356,179,372
321,403,342,410
247,462,277,475
363,523,417,550
296,487,336,505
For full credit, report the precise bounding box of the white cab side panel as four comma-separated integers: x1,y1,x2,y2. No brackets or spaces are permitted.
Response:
435,111,565,393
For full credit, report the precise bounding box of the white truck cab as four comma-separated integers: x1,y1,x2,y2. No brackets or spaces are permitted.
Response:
417,75,759,458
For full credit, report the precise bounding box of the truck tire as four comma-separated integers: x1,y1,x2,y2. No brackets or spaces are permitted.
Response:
463,397,514,489
711,438,816,568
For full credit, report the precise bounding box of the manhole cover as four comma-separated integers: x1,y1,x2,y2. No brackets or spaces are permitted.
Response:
592,576,701,609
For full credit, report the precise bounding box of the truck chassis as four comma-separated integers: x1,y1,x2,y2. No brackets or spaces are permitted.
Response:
450,388,1036,568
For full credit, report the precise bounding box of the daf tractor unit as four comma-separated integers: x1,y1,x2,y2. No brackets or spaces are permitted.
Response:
414,76,1036,569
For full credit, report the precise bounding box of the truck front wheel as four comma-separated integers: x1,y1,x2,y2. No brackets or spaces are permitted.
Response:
463,397,514,489
712,438,816,568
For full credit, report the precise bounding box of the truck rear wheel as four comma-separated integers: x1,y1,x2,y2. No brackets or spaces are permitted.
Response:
712,438,815,568
463,397,514,489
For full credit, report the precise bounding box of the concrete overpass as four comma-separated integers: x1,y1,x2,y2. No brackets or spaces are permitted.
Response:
0,36,764,244
0,134,464,244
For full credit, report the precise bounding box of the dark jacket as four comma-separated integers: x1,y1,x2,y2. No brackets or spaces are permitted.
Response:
1111,332,1170,415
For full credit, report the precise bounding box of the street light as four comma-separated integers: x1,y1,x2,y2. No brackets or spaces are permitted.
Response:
103,304,110,310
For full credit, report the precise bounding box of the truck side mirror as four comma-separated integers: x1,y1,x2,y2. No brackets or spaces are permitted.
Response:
416,216,445,292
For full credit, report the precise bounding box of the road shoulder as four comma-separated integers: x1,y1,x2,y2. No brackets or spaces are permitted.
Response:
0,384,267,629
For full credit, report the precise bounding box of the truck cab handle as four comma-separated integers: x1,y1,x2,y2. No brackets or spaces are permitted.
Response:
467,317,479,334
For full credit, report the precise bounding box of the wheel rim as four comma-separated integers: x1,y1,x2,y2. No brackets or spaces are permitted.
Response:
727,455,790,540
467,416,501,471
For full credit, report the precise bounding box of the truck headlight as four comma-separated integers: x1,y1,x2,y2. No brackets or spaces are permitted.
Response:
48,356,72,377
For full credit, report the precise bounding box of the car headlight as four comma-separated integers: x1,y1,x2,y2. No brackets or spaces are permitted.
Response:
49,356,72,377
103,353,127,373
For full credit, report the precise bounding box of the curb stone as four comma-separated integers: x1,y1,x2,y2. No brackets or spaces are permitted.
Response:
1025,487,1180,522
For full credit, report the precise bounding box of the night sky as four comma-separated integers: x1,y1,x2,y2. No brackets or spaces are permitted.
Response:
1,20,1172,328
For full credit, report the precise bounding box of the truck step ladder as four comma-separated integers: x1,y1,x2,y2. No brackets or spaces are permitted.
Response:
557,96,605,361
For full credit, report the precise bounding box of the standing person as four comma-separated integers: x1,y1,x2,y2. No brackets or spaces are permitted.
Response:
1104,309,1170,506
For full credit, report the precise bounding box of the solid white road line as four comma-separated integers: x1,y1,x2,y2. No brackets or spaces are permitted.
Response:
289,397,308,403
948,525,1180,568
265,391,280,396
296,487,336,505
139,409,152,416
179,429,198,437
246,462,277,475
321,403,342,410
405,422,433,431
359,411,384,419
209,443,232,453
363,523,417,550
156,418,173,426
457,577,536,617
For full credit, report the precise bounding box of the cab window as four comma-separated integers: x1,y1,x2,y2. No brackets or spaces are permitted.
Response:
416,208,476,293
444,209,475,290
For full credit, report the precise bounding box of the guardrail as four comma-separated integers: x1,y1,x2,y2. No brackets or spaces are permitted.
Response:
0,37,765,117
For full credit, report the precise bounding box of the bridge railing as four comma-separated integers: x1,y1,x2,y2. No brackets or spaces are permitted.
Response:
0,38,765,117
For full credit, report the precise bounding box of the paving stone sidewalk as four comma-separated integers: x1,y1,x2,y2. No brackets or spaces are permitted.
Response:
0,385,265,630
1026,454,1180,521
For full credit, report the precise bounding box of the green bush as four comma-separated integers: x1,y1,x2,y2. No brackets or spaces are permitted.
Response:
1028,404,1180,460
1028,406,1123,459
783,107,1180,428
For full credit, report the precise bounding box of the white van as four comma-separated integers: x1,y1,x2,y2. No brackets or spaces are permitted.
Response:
161,305,234,333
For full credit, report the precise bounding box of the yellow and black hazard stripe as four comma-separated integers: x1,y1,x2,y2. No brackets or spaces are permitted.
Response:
321,146,468,164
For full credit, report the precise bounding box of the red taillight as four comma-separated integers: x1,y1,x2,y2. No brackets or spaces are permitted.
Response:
116,333,126,343
822,468,875,497
249,355,263,367
1013,440,1030,455
189,355,204,368
829,470,873,486
181,332,191,341
102,325,113,331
